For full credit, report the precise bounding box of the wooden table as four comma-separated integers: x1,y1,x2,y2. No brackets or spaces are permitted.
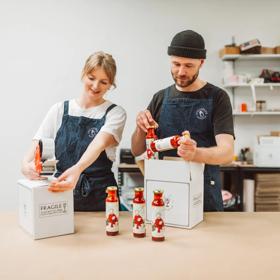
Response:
0,212,280,280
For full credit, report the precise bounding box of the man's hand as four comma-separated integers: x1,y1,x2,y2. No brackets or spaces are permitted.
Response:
48,164,82,192
177,131,197,161
136,109,158,133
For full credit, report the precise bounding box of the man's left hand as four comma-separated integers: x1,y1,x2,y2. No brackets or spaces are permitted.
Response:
177,135,197,161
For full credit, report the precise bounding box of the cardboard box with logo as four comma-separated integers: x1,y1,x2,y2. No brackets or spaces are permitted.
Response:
144,159,204,229
18,179,74,239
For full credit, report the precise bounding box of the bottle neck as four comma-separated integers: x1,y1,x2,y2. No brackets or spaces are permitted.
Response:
146,128,157,139
152,193,164,206
133,191,145,203
107,191,118,202
170,135,181,148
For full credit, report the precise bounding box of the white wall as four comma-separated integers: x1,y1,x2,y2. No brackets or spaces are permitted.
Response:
1,0,280,210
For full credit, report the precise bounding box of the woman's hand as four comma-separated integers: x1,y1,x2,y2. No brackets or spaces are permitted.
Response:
21,161,45,180
177,131,197,161
136,109,158,133
48,164,82,192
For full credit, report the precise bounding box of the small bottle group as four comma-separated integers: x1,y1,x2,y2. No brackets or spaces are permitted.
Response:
105,186,165,241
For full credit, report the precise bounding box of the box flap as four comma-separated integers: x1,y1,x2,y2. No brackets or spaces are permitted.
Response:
145,159,192,183
17,178,49,189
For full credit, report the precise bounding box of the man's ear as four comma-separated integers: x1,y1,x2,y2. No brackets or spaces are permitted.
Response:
200,59,205,68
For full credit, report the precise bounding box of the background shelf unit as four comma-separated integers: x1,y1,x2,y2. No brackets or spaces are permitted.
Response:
233,111,280,116
221,54,280,61
224,83,280,88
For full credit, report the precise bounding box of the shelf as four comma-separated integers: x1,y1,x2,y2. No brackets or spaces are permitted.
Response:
118,163,139,173
222,54,280,61
224,83,280,89
233,111,280,116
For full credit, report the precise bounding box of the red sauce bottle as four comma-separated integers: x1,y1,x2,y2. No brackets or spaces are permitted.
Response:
151,190,165,242
150,131,190,152
132,187,146,238
106,186,119,236
146,126,158,159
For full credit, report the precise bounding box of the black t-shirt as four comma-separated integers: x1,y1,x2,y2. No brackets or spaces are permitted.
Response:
147,83,235,138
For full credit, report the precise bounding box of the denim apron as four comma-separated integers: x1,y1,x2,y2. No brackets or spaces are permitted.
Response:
55,100,118,211
157,86,223,211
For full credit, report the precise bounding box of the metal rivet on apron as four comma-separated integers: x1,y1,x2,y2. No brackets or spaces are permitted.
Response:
210,180,215,186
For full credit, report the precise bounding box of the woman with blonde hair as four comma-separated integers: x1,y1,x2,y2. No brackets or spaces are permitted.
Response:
21,51,126,211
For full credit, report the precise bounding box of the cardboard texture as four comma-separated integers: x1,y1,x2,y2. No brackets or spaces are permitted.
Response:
275,46,280,54
261,47,275,54
18,179,74,239
219,47,240,57
144,159,204,229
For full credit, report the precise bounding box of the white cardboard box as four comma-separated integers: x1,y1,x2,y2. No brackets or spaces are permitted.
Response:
18,179,74,239
254,144,280,167
144,159,204,229
258,136,280,145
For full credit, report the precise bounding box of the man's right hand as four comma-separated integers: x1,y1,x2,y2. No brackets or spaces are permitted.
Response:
136,109,158,133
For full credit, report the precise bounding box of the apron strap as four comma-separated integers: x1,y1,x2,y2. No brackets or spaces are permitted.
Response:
103,104,117,118
74,174,91,198
163,86,172,103
63,100,69,116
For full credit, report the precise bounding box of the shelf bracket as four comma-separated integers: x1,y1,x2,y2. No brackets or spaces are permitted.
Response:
250,84,257,111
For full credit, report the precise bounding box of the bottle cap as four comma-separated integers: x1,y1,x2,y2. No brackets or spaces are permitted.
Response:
135,187,144,192
106,186,118,192
153,189,163,194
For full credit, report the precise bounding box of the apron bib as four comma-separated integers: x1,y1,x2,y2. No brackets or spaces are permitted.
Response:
157,86,223,211
55,101,118,211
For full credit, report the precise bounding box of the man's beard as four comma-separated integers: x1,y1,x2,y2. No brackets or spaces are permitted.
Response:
172,70,199,88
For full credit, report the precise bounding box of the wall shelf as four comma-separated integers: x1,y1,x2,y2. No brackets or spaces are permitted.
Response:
224,83,280,89
221,53,280,113
233,111,280,116
221,54,280,61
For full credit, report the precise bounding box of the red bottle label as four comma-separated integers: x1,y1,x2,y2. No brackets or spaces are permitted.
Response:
133,203,146,235
146,127,158,159
106,202,119,233
152,206,165,239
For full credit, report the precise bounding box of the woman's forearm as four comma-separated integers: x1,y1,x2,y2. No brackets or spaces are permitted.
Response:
75,132,116,172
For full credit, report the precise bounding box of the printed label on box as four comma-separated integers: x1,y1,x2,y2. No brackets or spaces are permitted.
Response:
192,193,203,207
39,201,68,218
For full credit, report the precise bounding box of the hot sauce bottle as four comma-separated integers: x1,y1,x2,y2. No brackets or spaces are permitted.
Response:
150,131,190,153
151,190,165,242
132,187,146,238
146,126,158,159
106,186,119,236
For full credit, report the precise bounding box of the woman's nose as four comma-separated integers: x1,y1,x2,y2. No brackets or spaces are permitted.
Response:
91,80,99,90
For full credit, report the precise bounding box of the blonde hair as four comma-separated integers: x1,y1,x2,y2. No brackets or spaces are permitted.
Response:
81,51,117,88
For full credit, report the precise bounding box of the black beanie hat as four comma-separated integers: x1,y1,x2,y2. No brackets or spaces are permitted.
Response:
168,30,206,59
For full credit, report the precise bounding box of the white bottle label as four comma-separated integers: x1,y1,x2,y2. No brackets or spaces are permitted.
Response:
133,203,146,234
146,138,158,159
152,206,165,238
146,138,154,149
154,137,174,151
106,202,119,233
